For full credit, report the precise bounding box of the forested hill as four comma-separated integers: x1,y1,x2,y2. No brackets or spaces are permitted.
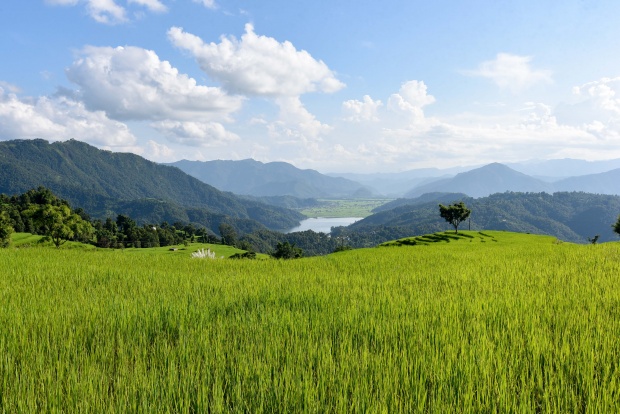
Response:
0,139,303,232
168,159,373,198
335,192,620,244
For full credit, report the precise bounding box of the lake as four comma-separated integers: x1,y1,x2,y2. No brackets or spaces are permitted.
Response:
286,217,363,234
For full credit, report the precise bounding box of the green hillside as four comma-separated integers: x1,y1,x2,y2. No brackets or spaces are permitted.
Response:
0,139,303,232
341,191,620,245
2,233,620,411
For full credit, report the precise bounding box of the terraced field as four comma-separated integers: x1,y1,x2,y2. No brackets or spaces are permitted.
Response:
1,231,620,412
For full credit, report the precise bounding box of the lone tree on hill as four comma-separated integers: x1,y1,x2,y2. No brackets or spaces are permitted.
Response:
439,202,472,233
613,214,620,237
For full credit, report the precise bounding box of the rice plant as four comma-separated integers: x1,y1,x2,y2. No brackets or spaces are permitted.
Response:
1,231,619,412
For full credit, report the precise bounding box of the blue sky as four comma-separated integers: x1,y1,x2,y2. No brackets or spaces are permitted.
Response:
2,0,620,173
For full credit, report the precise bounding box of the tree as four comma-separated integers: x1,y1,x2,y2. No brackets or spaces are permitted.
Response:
0,210,14,248
219,223,238,246
271,241,303,259
439,202,472,233
614,215,620,237
25,204,94,248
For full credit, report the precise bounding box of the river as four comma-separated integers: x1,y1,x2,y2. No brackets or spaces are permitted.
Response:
286,217,363,234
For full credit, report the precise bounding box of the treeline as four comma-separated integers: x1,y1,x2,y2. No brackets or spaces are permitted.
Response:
0,187,338,257
0,187,215,249
344,191,620,244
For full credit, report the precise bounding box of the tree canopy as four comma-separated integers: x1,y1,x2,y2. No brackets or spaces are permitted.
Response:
0,210,14,248
614,215,620,237
438,202,472,233
25,204,94,248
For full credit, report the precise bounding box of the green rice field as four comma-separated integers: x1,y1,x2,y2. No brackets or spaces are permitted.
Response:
301,199,392,218
1,231,620,412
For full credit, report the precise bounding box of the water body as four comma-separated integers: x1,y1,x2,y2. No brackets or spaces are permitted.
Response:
286,217,363,234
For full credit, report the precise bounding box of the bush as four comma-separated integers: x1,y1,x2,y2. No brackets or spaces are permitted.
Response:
271,242,303,259
230,251,257,260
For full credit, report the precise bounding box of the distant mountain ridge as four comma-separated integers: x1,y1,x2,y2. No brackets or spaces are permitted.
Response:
168,159,373,198
404,163,554,198
0,139,304,233
402,163,619,198
329,158,620,197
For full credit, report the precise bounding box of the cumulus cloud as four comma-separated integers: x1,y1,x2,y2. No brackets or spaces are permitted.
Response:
387,80,436,124
573,77,620,115
152,120,240,147
520,102,558,129
466,53,552,93
269,97,332,142
168,24,345,97
0,87,136,146
342,95,383,122
66,45,243,121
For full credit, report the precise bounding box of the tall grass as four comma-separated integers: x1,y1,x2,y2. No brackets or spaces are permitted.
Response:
1,232,620,412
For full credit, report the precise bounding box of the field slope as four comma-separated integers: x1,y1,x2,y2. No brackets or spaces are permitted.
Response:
1,232,620,412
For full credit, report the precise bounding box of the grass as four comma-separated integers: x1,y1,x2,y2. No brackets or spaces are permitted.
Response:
301,199,393,218
9,233,268,258
379,230,546,246
1,231,620,412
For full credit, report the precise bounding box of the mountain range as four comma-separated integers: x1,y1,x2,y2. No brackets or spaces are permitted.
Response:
403,163,620,198
330,159,620,197
2,138,620,247
0,139,304,234
170,158,620,199
169,159,373,199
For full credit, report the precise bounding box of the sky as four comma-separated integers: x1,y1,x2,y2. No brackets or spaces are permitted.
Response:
1,1,620,173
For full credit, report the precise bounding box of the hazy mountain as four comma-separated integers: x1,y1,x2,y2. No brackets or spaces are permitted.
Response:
508,158,620,179
404,163,553,198
552,168,620,195
327,166,469,197
330,158,620,196
0,139,303,232
169,159,373,198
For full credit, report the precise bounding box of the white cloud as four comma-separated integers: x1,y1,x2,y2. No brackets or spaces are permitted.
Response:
0,88,136,147
269,97,332,142
84,0,127,24
193,0,217,9
46,0,168,24
467,53,552,93
520,102,558,129
66,45,243,122
387,80,436,124
0,81,20,94
574,77,620,115
168,24,345,97
342,95,383,122
152,120,240,147
45,0,80,5
128,0,167,13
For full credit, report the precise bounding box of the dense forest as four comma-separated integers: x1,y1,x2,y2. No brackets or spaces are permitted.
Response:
0,187,340,255
2,187,620,255
0,139,304,234
335,191,620,246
